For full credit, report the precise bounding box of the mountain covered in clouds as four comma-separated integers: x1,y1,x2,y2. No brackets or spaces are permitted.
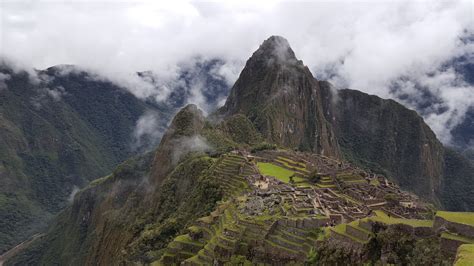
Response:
5,36,474,266
449,52,474,159
0,60,230,254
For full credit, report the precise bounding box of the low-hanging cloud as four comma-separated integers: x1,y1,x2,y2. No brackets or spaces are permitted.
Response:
171,135,212,166
1,0,473,144
0,73,11,90
132,111,166,152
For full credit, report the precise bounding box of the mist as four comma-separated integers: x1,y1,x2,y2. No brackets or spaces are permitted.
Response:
1,0,473,144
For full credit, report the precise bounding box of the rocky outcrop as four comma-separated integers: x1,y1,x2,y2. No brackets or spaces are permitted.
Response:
319,81,444,202
151,104,206,184
220,36,339,157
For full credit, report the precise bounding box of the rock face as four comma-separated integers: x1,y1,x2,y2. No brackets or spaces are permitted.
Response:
441,148,474,211
220,36,339,157
151,104,206,183
319,82,445,202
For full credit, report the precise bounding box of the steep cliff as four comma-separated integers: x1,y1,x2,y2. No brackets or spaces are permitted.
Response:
442,148,474,211
220,36,339,157
150,104,206,184
319,81,445,203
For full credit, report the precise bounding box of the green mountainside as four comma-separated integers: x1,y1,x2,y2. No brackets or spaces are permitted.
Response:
319,83,444,202
0,64,170,253
3,36,474,265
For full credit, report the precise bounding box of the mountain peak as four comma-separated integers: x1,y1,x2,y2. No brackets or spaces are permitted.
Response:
251,35,298,65
220,36,339,157
151,104,206,183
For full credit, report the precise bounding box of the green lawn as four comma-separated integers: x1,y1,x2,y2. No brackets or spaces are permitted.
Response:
455,244,474,266
257,162,304,183
370,210,433,227
437,211,474,226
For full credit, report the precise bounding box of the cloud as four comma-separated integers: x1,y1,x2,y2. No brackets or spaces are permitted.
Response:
0,73,11,90
1,0,473,144
171,135,212,165
132,111,166,152
68,185,80,203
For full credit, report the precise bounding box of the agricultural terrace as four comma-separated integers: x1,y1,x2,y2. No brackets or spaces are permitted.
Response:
437,211,474,226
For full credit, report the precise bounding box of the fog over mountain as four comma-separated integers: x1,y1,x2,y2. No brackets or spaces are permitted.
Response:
1,0,473,147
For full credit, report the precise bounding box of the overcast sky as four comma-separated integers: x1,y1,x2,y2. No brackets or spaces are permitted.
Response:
1,0,473,144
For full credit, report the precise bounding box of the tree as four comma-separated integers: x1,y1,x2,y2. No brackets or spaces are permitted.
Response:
289,175,295,184
384,193,399,207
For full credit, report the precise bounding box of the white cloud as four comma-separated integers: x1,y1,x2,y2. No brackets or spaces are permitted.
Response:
68,185,80,203
132,111,165,152
0,73,11,90
171,135,212,165
1,0,473,144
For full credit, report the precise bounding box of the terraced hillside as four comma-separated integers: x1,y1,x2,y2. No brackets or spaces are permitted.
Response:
154,149,473,265
208,153,255,198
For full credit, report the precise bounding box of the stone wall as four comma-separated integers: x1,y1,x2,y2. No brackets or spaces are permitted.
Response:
386,223,434,238
277,217,329,230
328,230,366,251
434,216,474,239
440,237,466,255
359,220,373,232
346,225,371,242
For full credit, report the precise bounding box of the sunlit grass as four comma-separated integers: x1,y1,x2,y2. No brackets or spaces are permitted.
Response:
257,162,304,183
455,244,474,266
437,211,474,226
370,210,433,227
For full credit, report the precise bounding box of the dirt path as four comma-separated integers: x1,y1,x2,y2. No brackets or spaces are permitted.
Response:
0,233,44,265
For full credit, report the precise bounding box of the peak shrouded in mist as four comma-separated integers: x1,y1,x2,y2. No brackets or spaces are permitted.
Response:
252,35,298,64
2,0,472,147
221,36,339,157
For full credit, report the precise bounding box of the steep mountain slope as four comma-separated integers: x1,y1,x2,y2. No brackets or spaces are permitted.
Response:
0,64,161,253
220,36,339,157
449,50,474,156
442,148,474,211
5,104,255,265
319,82,444,201
0,60,229,254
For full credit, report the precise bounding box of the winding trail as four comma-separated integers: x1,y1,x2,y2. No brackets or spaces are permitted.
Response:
0,233,44,265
